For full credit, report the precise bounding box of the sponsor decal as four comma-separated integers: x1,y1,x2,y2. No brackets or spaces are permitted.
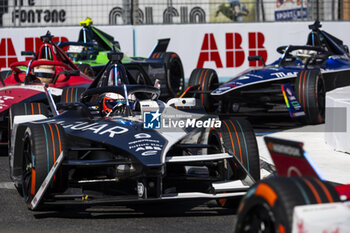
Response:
281,83,305,118
275,8,307,21
0,95,14,109
128,138,163,156
41,120,129,138
134,133,152,139
143,110,161,129
271,71,298,78
269,142,301,157
196,32,267,69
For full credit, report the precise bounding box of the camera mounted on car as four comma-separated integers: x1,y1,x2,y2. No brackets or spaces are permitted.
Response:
107,51,124,63
40,31,54,43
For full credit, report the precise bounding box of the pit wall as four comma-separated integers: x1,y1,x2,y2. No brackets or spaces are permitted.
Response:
1,22,349,80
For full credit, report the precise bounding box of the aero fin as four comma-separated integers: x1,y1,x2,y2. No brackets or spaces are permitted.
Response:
281,83,306,118
264,136,324,180
148,39,170,59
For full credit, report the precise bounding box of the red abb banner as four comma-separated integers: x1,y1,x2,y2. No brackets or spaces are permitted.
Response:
196,32,268,69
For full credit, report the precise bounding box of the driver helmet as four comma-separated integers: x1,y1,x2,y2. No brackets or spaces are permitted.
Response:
33,62,55,84
102,92,136,116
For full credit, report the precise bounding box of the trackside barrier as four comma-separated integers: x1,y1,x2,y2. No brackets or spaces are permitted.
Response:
1,22,350,79
325,86,350,153
292,202,350,233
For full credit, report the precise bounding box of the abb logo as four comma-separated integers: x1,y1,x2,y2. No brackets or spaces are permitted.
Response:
0,36,68,70
197,32,267,69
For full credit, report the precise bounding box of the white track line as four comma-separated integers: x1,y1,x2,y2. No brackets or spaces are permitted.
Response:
0,182,15,190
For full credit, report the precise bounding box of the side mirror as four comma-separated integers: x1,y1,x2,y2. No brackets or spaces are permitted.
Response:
65,70,80,76
21,51,35,56
52,70,80,84
248,56,266,66
342,45,349,54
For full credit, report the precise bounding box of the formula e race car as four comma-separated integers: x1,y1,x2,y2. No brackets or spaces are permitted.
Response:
186,20,350,124
9,50,260,211
234,137,350,233
58,17,184,99
0,31,93,148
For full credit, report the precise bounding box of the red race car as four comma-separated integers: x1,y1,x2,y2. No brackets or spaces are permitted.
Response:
0,31,93,150
234,137,350,233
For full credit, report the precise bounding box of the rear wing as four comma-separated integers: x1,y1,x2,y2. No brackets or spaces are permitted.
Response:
264,136,324,179
148,39,170,59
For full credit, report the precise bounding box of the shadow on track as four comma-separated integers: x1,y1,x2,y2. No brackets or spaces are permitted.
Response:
33,200,237,219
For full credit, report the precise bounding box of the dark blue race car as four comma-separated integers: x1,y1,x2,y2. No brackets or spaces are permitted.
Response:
186,20,350,124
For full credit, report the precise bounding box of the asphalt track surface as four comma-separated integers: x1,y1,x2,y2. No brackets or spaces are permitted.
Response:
0,114,298,233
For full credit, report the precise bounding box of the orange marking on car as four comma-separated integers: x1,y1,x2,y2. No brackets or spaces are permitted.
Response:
279,224,286,233
303,178,322,203
201,69,209,105
48,124,56,163
255,183,277,206
31,169,36,195
229,120,242,163
38,103,41,115
179,85,193,98
54,124,62,153
198,69,204,89
298,70,304,102
222,121,235,155
65,88,69,102
315,178,333,203
31,103,34,114
70,88,73,103
302,71,308,110
218,198,227,206
298,70,304,103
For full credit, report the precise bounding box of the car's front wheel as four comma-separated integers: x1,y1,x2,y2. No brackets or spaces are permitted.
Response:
208,118,260,207
235,177,340,233
21,123,66,209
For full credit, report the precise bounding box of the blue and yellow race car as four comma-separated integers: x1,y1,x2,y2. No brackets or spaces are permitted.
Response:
186,20,350,124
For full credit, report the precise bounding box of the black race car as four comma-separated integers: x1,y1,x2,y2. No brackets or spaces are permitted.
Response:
185,20,350,124
9,51,260,210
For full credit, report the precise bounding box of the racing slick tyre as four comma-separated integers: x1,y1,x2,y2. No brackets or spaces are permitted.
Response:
8,103,49,146
294,69,325,124
21,123,66,209
9,103,49,131
60,87,86,103
8,103,49,194
188,68,219,113
235,177,340,233
76,64,95,78
163,52,185,98
208,118,260,208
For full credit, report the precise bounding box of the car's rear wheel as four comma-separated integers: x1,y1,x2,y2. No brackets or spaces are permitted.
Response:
208,118,260,207
60,87,86,103
294,69,325,124
21,123,66,209
188,68,219,113
9,103,49,133
235,177,340,233
164,52,185,98
76,64,95,78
